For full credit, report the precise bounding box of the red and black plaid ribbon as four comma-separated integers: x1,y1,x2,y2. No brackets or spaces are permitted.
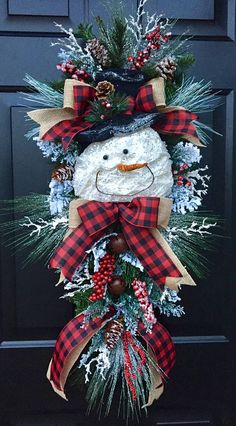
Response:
48,311,175,395
41,82,199,149
50,197,182,287
138,320,176,376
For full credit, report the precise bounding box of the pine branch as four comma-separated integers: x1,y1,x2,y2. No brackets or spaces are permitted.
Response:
96,15,129,68
85,93,129,123
73,23,94,41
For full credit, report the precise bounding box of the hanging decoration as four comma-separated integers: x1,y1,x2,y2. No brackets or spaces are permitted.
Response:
1,0,222,421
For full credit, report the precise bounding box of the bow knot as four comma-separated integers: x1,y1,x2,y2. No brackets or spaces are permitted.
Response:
50,197,182,287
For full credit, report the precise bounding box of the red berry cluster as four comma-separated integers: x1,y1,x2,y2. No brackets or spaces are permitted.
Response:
146,26,172,46
132,279,156,325
128,26,172,70
98,99,114,120
56,60,89,81
173,163,192,187
177,176,191,187
100,99,112,110
89,253,116,302
123,331,146,400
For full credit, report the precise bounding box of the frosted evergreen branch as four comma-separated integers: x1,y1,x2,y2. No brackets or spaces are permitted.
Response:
51,23,97,73
22,74,63,107
20,215,68,237
166,217,217,238
168,77,220,113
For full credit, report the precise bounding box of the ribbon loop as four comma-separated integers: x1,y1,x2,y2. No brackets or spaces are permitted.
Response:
135,85,157,112
73,84,96,116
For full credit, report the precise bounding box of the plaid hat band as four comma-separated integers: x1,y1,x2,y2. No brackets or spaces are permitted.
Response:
40,80,200,150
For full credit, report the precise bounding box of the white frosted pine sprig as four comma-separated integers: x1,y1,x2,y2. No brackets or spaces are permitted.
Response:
166,217,217,240
48,179,73,215
51,23,98,74
170,141,202,166
36,140,78,166
126,0,171,53
20,215,68,237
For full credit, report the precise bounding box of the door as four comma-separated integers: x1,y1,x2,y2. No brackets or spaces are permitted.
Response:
0,1,235,425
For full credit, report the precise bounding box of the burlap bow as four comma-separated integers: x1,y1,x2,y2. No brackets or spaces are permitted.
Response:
50,197,196,290
28,77,202,149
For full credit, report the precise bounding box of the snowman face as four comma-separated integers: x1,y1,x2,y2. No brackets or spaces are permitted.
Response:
73,127,173,202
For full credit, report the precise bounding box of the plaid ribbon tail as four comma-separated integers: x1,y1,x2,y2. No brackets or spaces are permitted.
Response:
121,220,182,288
47,311,113,399
138,320,176,377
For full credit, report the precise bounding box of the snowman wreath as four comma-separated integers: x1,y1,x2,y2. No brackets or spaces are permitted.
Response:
3,1,221,420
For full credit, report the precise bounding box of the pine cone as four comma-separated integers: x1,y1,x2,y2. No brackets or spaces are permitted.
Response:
104,318,124,350
87,38,111,67
95,80,115,98
51,164,74,182
156,56,177,80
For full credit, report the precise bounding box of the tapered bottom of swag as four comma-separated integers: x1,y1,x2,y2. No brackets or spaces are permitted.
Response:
47,310,175,421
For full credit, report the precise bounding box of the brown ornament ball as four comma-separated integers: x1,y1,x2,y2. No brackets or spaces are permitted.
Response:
108,275,126,296
107,234,129,254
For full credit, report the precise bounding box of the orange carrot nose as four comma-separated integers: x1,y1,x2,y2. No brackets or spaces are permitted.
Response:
117,163,147,172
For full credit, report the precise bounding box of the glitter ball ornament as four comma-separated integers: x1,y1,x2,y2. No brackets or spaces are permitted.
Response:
108,275,126,296
107,234,129,254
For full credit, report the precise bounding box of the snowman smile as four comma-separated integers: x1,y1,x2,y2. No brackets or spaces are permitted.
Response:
95,164,155,196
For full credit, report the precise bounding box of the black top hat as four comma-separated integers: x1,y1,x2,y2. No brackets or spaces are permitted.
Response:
76,69,160,145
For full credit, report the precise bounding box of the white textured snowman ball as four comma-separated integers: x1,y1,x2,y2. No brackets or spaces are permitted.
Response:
73,127,173,202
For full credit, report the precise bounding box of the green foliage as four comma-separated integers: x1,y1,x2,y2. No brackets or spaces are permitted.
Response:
96,15,129,68
23,74,64,108
163,211,223,278
73,23,94,41
85,92,129,123
0,194,68,265
48,79,66,92
177,53,195,73
175,53,195,85
142,63,160,80
73,289,91,314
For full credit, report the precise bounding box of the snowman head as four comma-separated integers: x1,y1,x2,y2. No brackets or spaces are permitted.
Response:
73,127,173,202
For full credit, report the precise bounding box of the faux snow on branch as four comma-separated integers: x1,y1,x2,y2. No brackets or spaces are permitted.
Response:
20,215,68,237
166,217,217,242
52,23,98,74
170,141,202,166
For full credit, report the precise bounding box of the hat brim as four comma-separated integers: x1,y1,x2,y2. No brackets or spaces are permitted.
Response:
76,112,159,146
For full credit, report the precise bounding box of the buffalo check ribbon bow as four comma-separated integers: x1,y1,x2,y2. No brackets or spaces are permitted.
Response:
28,77,202,150
50,196,183,288
47,309,176,402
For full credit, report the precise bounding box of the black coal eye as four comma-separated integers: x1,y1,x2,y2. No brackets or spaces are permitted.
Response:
123,149,129,154
103,154,109,160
